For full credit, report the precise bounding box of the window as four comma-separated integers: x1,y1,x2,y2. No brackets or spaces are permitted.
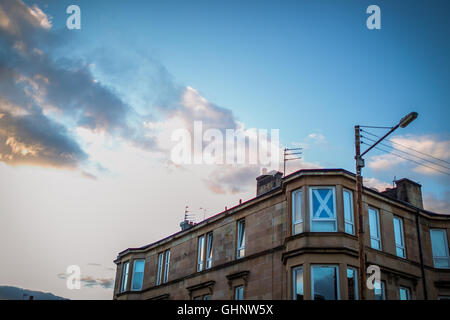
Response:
234,286,244,300
292,266,304,300
374,280,386,300
237,219,245,258
369,208,382,250
399,287,411,300
311,265,340,300
163,250,170,283
343,189,355,235
310,187,337,232
194,294,211,300
197,235,205,271
156,253,164,285
120,261,129,293
292,189,303,234
347,267,358,300
430,229,450,269
206,232,213,269
131,259,145,291
393,216,406,258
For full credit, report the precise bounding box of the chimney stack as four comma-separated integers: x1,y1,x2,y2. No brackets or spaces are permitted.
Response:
256,170,283,196
381,178,423,209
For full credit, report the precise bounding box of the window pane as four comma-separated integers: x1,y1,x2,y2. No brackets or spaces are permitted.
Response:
292,266,304,300
206,233,213,269
163,250,170,283
393,218,402,246
345,222,354,235
198,235,205,271
312,189,335,218
235,286,244,300
393,217,405,258
347,268,358,300
310,188,336,232
237,220,245,258
371,239,381,250
293,190,302,220
311,265,339,300
203,295,211,300
399,287,410,300
343,190,354,235
156,253,163,285
131,260,145,291
311,220,336,232
369,208,381,250
430,229,448,257
374,281,385,300
121,262,129,292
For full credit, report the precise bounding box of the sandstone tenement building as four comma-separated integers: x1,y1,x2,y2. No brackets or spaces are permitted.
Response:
113,169,450,300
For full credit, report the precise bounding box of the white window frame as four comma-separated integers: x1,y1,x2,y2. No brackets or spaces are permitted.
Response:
206,232,213,269
430,229,450,269
234,285,244,300
309,186,337,232
130,259,145,291
393,216,406,258
368,207,382,250
346,266,358,300
292,266,304,300
120,261,129,293
311,264,340,300
197,235,205,272
163,250,170,283
399,286,411,300
156,252,164,285
237,219,245,259
292,189,303,235
343,189,355,235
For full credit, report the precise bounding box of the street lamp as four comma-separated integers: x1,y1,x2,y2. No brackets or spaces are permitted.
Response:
354,112,418,300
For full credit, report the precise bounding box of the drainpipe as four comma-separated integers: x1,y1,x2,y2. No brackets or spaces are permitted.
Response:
415,212,428,300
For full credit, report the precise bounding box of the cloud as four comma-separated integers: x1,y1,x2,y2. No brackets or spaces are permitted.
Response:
367,135,450,176
0,108,88,168
204,166,261,194
363,177,392,192
423,191,450,215
57,272,114,289
0,0,155,170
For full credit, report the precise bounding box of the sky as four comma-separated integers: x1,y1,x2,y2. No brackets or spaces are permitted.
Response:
0,0,449,299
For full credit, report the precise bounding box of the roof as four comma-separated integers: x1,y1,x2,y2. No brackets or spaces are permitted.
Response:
115,168,448,260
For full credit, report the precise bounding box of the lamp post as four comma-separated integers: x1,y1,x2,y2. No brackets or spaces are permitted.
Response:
354,112,418,300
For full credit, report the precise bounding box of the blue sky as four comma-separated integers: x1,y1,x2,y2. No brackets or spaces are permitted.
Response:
38,0,449,189
0,0,448,299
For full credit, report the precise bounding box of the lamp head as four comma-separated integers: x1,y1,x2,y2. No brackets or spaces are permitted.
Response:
399,112,418,128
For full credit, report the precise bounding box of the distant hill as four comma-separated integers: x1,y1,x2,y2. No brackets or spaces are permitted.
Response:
0,286,68,300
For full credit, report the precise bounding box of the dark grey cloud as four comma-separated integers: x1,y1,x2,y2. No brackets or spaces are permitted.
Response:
0,108,88,168
0,0,155,169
